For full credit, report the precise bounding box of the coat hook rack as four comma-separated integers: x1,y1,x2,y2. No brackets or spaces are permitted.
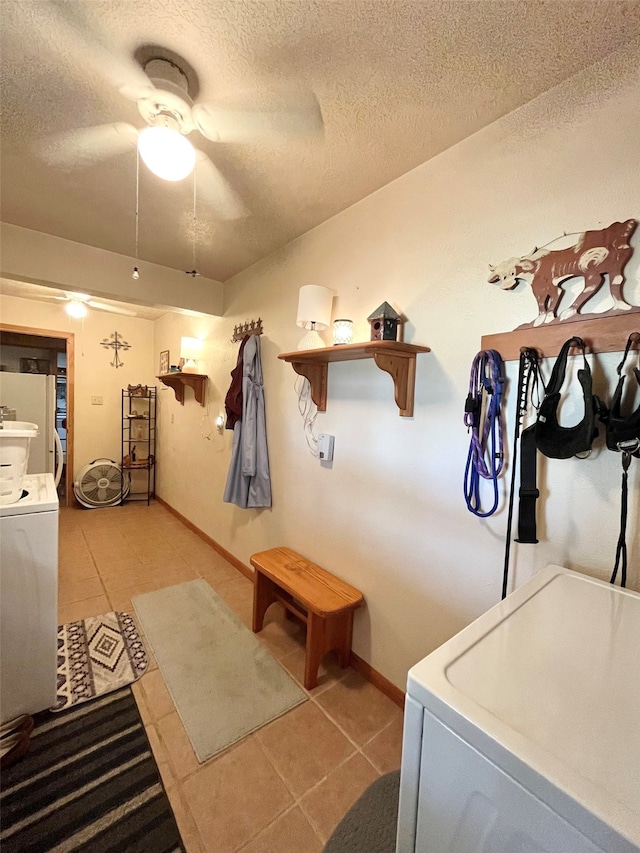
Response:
231,318,263,343
481,310,640,361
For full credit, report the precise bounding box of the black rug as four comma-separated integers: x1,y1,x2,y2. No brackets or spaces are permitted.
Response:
0,687,184,853
323,770,400,853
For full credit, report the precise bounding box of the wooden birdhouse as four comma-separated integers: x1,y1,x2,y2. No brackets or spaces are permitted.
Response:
367,302,401,341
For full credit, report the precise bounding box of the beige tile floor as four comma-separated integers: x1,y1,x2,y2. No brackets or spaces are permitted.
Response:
58,502,404,853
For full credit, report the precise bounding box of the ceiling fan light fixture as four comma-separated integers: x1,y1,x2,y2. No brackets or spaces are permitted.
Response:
66,301,88,319
137,123,195,182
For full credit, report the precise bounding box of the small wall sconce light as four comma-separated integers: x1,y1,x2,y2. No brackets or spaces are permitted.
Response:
332,319,354,345
296,285,334,349
180,336,203,373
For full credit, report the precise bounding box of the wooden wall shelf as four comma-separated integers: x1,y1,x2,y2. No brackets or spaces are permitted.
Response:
157,373,207,406
278,341,431,417
481,308,640,361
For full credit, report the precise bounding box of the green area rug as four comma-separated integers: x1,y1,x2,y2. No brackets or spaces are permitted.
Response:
132,579,306,762
0,687,183,853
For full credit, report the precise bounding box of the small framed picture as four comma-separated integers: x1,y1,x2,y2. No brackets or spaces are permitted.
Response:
159,350,170,375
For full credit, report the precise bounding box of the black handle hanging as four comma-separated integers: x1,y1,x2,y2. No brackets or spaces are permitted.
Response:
615,331,640,376
604,333,640,457
611,451,631,587
535,336,599,460
544,337,587,396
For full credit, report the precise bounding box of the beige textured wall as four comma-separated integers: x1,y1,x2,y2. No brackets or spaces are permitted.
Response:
2,45,638,689
0,294,156,475
154,46,640,688
0,224,224,316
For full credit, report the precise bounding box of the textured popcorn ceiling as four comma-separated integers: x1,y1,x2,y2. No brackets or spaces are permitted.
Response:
2,0,640,283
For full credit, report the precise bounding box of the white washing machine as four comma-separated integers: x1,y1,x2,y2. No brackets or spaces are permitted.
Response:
397,566,640,853
0,473,59,722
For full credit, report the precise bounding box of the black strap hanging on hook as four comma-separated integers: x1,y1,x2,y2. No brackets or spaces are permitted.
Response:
603,332,640,457
598,332,640,587
516,425,539,545
611,450,632,587
534,336,600,459
502,347,543,600
516,336,602,577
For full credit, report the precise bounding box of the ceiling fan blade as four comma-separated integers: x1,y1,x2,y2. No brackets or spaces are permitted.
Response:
86,301,138,317
36,123,139,168
19,1,155,101
192,91,324,144
195,152,247,221
35,294,66,303
29,289,85,303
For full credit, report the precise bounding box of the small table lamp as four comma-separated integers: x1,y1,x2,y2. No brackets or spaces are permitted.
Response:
180,336,203,373
333,319,354,345
296,285,334,349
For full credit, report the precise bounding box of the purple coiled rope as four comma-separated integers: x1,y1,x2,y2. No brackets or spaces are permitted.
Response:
464,349,505,517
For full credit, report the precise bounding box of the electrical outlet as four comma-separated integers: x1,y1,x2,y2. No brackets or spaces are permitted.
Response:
171,414,174,424
91,396,103,405
318,434,335,462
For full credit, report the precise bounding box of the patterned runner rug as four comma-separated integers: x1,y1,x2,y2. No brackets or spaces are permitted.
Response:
53,612,147,711
0,687,184,853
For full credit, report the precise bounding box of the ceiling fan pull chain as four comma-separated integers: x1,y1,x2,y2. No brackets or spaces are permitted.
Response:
185,164,201,278
133,150,140,280
192,165,197,272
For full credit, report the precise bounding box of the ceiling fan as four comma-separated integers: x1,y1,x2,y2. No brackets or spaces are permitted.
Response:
41,291,138,318
27,2,324,220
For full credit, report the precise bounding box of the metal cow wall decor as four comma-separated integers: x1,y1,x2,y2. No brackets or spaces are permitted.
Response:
488,219,638,327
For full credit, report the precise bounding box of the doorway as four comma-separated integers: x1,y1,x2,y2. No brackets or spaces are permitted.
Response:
0,324,74,506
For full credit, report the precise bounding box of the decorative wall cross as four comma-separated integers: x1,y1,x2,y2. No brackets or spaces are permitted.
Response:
101,331,131,368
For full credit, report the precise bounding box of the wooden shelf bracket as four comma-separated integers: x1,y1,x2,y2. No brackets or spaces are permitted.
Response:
279,341,430,417
289,361,328,411
157,373,207,406
373,350,416,417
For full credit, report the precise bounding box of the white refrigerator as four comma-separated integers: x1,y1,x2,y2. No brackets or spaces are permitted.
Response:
0,372,57,474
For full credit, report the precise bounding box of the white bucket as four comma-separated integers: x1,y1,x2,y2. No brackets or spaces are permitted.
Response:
0,421,39,504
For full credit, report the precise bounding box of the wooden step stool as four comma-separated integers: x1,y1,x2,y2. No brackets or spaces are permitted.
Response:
250,547,364,690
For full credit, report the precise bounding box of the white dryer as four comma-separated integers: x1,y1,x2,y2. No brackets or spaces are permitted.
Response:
0,473,59,722
397,566,640,853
